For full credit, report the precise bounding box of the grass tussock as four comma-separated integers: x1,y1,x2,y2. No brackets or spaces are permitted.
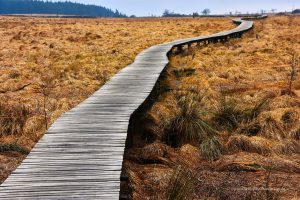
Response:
173,67,196,78
0,103,31,136
274,139,300,155
238,121,262,136
200,136,223,162
259,114,286,140
0,143,30,155
213,97,244,131
289,127,300,140
167,166,195,200
164,94,217,146
227,134,300,156
213,96,268,132
226,135,269,155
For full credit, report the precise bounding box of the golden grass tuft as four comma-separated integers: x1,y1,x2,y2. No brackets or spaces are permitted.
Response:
0,103,31,136
258,108,300,140
200,136,223,162
0,143,29,155
289,127,300,140
167,166,195,200
141,143,169,161
226,135,270,155
258,114,286,140
164,94,216,146
273,139,300,155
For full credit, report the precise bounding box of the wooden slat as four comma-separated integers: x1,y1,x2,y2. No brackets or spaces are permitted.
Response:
0,18,254,199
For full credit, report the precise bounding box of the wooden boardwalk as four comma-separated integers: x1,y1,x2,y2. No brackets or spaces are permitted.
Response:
0,18,254,199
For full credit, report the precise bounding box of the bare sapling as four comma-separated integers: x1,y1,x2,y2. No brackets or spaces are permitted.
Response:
287,50,298,95
35,67,56,131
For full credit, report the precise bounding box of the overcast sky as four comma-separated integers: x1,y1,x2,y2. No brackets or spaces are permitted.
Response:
57,0,299,16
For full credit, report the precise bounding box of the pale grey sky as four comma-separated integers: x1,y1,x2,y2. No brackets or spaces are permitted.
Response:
56,0,300,16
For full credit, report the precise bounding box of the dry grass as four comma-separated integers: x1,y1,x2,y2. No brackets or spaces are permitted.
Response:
0,16,233,147
200,136,223,162
0,143,29,155
226,135,270,155
167,166,195,200
123,16,300,199
0,16,234,183
168,16,300,148
0,103,31,136
163,94,216,147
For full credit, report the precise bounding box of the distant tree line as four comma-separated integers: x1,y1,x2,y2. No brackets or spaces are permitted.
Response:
162,10,186,17
162,9,211,17
292,9,300,14
0,0,127,17
162,8,300,18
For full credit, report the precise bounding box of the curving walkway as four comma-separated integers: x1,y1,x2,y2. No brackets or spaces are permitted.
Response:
0,18,254,199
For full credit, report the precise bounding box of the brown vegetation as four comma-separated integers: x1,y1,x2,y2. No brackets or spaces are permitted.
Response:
123,16,300,199
0,17,234,183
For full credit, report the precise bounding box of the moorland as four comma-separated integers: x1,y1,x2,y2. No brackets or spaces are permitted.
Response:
0,16,234,183
123,16,300,199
